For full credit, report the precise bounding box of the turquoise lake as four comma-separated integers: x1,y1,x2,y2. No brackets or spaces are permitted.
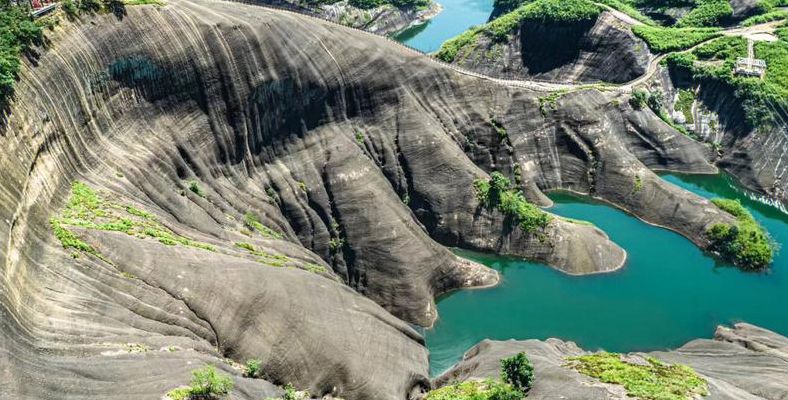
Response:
394,0,494,53
425,173,788,376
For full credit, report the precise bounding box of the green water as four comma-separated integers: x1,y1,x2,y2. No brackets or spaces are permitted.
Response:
394,0,494,53
426,173,788,376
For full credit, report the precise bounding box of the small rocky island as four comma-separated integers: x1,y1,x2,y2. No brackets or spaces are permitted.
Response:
0,0,785,399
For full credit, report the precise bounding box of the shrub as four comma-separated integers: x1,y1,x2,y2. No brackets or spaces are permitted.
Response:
707,198,774,269
188,366,234,397
62,0,79,17
632,25,721,52
629,89,649,109
79,0,103,12
245,359,262,378
187,180,205,197
0,4,43,103
568,352,708,400
167,365,233,399
500,352,534,391
474,172,552,233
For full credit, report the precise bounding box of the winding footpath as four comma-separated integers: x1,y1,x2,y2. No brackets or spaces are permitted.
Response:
221,0,781,93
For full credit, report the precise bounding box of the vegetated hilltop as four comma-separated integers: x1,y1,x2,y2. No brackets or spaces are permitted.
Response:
435,0,650,84
438,0,788,205
0,0,778,399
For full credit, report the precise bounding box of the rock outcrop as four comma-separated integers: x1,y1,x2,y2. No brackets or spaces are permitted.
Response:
0,0,756,399
446,11,651,84
435,323,788,400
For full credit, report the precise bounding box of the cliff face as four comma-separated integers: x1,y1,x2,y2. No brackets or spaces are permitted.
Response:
435,323,788,399
0,1,747,399
659,69,788,203
448,11,651,84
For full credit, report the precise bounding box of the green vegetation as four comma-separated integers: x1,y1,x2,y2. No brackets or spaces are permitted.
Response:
675,89,695,123
329,237,345,252
568,352,708,400
706,198,774,269
435,29,478,62
519,0,600,23
425,353,530,400
244,211,283,239
187,180,205,197
596,0,657,25
538,90,568,115
166,365,233,400
663,34,788,129
500,352,534,392
491,118,508,139
245,359,262,378
741,10,788,26
436,0,599,61
51,181,216,259
629,89,649,109
424,379,523,400
355,130,365,144
632,25,721,52
0,3,43,104
675,0,732,27
265,383,308,400
633,175,643,192
474,172,552,233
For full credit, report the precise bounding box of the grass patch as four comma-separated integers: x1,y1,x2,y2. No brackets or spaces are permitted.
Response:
244,212,283,239
51,181,215,259
424,379,522,400
474,172,552,233
187,180,205,197
568,352,708,400
675,89,695,124
632,25,721,52
707,198,775,269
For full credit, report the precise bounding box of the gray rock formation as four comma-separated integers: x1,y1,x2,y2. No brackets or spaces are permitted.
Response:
0,1,759,399
435,323,788,400
447,11,651,84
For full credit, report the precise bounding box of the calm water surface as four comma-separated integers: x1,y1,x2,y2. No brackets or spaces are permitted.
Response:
425,173,788,376
394,0,494,53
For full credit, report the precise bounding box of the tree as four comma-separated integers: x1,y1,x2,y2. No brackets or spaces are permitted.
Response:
629,89,649,110
500,352,534,392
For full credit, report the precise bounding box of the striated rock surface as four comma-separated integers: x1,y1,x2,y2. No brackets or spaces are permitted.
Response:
447,11,651,84
0,0,756,399
435,323,788,400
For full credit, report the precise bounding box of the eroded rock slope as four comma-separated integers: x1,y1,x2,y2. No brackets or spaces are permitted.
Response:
0,1,750,399
436,323,788,400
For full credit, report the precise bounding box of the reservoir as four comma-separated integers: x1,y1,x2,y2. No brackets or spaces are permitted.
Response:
426,173,788,376
395,0,494,53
